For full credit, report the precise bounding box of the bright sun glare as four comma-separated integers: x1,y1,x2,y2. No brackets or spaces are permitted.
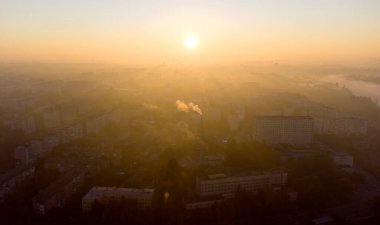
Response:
185,35,198,49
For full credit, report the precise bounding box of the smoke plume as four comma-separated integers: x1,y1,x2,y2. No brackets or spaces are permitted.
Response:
176,100,189,112
176,100,202,115
188,102,202,115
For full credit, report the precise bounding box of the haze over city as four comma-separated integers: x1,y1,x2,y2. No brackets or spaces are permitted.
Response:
1,1,380,225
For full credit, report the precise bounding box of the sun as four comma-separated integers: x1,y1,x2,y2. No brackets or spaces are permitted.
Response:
184,35,198,49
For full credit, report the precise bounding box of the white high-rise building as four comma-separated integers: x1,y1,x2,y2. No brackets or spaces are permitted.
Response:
252,116,313,146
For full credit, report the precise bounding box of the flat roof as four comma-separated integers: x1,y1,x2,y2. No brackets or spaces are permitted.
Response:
0,166,35,185
90,187,154,193
199,170,286,181
33,170,82,203
254,115,313,120
184,195,223,203
207,174,227,179
83,187,154,200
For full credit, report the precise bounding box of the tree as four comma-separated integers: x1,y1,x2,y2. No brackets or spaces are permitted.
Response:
288,154,353,211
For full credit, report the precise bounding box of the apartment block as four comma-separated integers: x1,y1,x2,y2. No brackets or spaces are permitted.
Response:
82,187,154,213
252,116,313,146
32,170,85,215
196,171,287,198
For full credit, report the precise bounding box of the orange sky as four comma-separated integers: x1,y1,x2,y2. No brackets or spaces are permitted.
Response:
1,0,380,64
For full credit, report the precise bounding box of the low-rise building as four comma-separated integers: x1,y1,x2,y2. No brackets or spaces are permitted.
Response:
196,170,287,198
15,122,84,166
41,134,60,154
85,109,121,135
82,187,154,213
15,140,45,166
185,196,224,211
58,123,84,144
184,196,225,218
314,117,368,136
0,166,35,203
14,145,31,165
4,114,36,134
280,149,320,160
32,170,85,215
331,151,354,168
200,154,225,167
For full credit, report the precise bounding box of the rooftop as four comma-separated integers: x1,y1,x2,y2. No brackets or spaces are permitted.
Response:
254,115,313,120
0,166,35,185
83,187,154,200
185,195,224,204
207,174,227,179
33,170,83,203
200,169,286,181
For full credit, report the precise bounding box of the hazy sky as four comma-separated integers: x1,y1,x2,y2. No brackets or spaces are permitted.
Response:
1,0,380,64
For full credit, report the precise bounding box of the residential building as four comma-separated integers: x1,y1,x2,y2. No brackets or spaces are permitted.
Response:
4,115,36,134
252,116,313,146
32,170,85,215
0,166,35,203
82,187,154,213
281,149,320,160
331,151,354,168
200,154,225,167
58,123,84,144
14,146,31,165
185,196,224,210
196,170,287,198
314,117,368,136
85,109,121,135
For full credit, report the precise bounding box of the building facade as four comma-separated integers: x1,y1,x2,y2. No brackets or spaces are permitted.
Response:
32,170,84,215
196,171,287,198
314,117,368,136
331,151,354,168
0,166,35,203
82,187,154,213
252,116,313,146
